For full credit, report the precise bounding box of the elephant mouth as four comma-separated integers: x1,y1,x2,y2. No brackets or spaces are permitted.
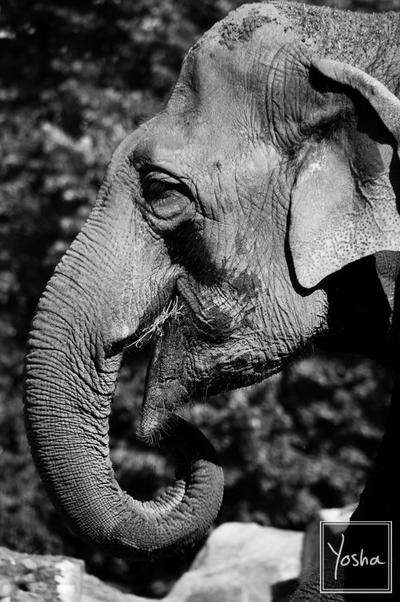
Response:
135,306,285,438
104,294,183,358
129,297,183,349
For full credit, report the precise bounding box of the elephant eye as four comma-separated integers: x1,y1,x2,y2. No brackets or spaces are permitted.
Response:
142,174,171,201
140,171,194,230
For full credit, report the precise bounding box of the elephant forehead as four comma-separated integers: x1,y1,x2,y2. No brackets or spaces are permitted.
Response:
170,0,400,116
166,6,298,126
169,43,261,137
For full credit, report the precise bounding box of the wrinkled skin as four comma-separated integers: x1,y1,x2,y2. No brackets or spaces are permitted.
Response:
25,1,400,600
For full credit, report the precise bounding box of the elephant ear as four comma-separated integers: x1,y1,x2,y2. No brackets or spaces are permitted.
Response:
289,59,400,290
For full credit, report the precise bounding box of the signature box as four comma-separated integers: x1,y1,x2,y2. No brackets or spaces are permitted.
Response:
320,520,392,594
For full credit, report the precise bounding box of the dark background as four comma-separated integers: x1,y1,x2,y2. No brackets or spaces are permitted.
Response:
0,0,398,597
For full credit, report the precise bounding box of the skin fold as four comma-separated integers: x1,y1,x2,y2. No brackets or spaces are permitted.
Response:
24,1,400,599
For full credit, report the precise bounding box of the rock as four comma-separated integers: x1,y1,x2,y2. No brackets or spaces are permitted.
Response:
300,504,357,580
82,574,148,602
0,578,14,598
1,522,304,602
15,572,35,588
14,592,42,602
20,559,36,573
0,547,84,602
167,522,303,602
56,559,84,602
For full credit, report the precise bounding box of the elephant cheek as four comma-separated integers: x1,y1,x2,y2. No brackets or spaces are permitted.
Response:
100,264,180,352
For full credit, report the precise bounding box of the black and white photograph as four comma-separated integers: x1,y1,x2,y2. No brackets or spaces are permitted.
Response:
1,1,399,600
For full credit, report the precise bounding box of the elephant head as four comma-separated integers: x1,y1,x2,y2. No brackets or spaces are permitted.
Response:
25,2,400,560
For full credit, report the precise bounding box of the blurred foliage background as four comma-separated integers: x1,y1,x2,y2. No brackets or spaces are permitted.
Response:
0,0,398,597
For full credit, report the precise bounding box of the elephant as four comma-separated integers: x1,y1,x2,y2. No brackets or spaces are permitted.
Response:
24,0,400,599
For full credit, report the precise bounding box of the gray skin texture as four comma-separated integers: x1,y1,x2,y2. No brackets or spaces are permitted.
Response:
24,1,400,597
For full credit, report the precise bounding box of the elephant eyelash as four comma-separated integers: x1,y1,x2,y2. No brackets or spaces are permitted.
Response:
142,177,169,201
140,170,191,204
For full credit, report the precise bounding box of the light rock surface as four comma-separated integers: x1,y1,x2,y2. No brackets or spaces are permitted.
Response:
0,546,84,602
167,522,302,602
1,522,303,602
82,574,147,602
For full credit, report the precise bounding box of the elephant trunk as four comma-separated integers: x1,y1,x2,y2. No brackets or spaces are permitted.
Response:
24,141,223,557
